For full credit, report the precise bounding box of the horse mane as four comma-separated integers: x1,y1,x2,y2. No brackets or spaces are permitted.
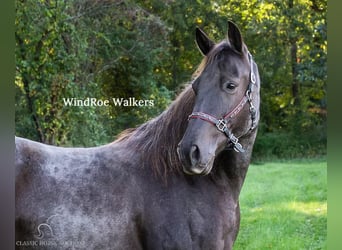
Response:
114,85,195,179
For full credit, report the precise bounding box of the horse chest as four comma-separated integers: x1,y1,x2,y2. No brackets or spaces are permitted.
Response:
142,179,238,250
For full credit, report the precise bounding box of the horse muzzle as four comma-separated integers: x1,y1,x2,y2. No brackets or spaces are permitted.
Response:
177,142,215,175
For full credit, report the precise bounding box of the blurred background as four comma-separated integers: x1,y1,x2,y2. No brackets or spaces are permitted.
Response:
15,0,327,161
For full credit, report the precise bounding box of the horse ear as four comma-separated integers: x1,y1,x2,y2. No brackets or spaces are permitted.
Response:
195,27,215,56
227,21,243,53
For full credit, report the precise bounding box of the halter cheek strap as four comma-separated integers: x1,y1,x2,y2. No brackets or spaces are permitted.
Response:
188,51,258,153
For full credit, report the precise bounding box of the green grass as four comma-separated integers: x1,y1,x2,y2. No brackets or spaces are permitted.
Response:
234,159,327,250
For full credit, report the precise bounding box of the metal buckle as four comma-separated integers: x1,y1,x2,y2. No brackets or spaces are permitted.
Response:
216,119,227,133
226,132,244,152
233,142,245,153
229,133,238,144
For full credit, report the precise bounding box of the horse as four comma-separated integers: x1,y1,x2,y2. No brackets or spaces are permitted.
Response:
15,21,260,250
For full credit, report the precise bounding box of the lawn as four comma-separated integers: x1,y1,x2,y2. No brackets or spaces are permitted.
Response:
234,159,327,250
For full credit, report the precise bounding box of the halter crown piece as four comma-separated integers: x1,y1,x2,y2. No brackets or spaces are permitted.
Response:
188,51,258,153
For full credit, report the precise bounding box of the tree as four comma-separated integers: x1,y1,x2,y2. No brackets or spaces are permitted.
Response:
15,0,172,146
15,0,87,144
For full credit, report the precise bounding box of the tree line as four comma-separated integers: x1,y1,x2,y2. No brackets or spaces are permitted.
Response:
15,0,326,159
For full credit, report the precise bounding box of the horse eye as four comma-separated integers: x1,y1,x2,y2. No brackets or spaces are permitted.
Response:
224,82,236,91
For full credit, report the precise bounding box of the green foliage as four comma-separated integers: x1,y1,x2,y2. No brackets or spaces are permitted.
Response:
252,128,326,161
15,0,172,146
235,160,327,249
16,0,86,144
15,0,327,158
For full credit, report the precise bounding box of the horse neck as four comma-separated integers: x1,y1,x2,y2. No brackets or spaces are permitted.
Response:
119,85,195,178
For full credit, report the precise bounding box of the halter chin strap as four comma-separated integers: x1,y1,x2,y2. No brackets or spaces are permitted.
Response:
188,51,257,153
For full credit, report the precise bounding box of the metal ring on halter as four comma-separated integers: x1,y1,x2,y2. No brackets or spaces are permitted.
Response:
251,72,256,84
215,119,228,133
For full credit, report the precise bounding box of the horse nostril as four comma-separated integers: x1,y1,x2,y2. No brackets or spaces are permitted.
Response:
190,145,200,166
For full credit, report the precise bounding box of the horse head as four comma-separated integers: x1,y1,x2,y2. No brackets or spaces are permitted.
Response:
177,21,260,175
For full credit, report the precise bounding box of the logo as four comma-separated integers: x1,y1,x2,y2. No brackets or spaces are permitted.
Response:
16,213,86,248
34,214,59,239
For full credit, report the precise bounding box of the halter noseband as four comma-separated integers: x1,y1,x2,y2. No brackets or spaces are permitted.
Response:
188,52,258,153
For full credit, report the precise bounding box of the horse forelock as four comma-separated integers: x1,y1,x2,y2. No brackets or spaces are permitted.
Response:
114,85,195,179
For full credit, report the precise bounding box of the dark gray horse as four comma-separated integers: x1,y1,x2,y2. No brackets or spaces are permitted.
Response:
16,21,260,250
